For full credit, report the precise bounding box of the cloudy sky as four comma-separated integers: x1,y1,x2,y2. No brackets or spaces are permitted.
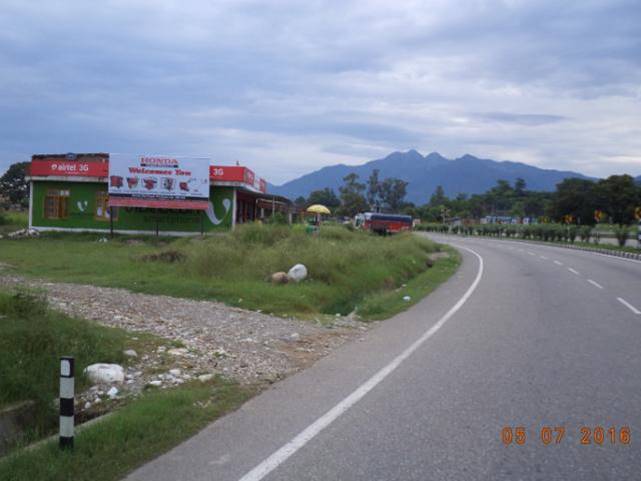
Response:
1,0,639,183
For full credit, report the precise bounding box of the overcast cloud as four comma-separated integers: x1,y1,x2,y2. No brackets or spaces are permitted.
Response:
0,0,639,183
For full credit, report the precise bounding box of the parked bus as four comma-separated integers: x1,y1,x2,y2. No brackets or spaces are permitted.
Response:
354,212,413,234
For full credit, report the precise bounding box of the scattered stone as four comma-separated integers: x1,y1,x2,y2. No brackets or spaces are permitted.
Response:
123,349,138,358
84,363,125,384
213,348,228,358
167,347,189,356
270,272,289,284
169,368,182,376
287,264,308,282
84,402,92,410
403,295,411,302
198,374,214,382
289,332,300,341
148,380,162,387
7,228,40,238
107,387,119,398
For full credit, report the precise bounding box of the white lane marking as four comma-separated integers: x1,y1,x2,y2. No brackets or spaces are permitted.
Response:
238,247,485,481
554,260,563,266
568,267,580,275
587,279,603,289
527,251,536,256
617,297,641,315
540,256,548,260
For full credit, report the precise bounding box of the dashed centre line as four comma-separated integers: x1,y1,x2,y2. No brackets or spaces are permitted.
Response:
587,279,604,289
617,297,641,315
568,267,580,275
527,251,536,256
554,260,563,266
540,256,548,260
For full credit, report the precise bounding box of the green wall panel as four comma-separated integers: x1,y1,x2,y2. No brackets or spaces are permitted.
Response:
32,181,233,233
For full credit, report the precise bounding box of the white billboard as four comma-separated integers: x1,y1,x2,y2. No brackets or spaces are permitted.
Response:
108,154,210,209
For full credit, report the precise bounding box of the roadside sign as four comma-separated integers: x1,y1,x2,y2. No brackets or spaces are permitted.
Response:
108,154,210,210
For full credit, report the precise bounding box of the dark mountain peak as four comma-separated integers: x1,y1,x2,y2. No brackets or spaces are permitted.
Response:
380,149,424,163
269,149,593,203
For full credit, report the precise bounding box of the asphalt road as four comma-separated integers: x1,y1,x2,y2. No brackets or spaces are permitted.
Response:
126,235,641,481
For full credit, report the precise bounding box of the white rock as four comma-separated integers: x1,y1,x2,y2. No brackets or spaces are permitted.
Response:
148,380,162,387
123,349,138,358
287,263,308,282
167,348,189,356
402,295,411,302
84,402,92,410
198,374,214,382
289,332,300,341
84,363,125,384
169,368,182,376
107,387,119,398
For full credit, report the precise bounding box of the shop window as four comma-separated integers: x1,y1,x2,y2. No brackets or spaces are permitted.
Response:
44,189,70,219
95,191,118,221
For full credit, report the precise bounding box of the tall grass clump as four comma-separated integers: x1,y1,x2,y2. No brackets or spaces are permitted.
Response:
0,289,127,434
183,223,440,316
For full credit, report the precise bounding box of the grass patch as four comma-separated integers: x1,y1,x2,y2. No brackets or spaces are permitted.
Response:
0,288,160,444
0,224,456,319
358,246,460,320
0,378,253,481
0,211,28,235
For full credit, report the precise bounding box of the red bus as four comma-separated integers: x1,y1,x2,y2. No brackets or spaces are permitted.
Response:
354,212,413,234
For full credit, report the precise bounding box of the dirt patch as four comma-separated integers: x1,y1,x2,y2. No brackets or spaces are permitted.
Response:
0,274,367,409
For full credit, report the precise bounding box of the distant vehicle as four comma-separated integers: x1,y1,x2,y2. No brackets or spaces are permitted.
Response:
354,212,413,234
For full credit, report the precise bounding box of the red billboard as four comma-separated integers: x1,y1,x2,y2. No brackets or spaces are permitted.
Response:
29,160,109,177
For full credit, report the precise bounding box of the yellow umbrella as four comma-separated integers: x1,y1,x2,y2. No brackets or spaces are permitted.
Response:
306,204,331,215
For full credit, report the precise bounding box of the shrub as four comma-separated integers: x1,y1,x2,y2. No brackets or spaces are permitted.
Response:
614,226,630,247
579,226,592,243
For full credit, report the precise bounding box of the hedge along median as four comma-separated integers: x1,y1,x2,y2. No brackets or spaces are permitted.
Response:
0,223,460,320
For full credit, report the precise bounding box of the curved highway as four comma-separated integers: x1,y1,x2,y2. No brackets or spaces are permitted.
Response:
126,234,641,481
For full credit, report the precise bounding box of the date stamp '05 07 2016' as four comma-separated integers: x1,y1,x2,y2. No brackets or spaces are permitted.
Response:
501,426,631,446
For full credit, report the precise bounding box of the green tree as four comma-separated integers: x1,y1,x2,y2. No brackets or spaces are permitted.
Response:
428,185,447,207
294,196,307,208
307,188,340,209
0,161,29,207
596,175,640,226
366,169,381,210
379,177,408,212
337,173,368,217
549,178,597,224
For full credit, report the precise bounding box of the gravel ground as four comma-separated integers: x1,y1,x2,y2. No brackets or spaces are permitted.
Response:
0,272,369,412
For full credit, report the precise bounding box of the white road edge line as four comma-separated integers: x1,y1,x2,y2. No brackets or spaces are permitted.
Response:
617,297,641,315
554,260,563,266
587,279,603,289
540,256,548,260
568,267,580,275
237,247,485,481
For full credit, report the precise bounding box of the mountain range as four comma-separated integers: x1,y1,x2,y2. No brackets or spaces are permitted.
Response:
269,150,597,204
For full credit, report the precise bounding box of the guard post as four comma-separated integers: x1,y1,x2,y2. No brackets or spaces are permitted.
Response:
59,356,75,450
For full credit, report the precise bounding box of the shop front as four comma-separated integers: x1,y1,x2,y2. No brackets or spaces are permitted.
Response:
26,153,291,235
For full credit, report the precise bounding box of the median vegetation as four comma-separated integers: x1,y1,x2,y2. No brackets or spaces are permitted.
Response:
0,224,458,320
416,222,639,252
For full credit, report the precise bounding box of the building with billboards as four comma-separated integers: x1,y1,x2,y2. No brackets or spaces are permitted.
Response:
26,153,292,235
